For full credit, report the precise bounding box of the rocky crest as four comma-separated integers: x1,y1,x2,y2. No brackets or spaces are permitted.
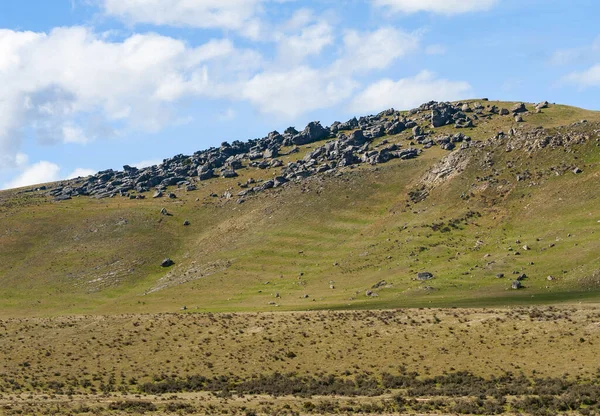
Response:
46,100,550,202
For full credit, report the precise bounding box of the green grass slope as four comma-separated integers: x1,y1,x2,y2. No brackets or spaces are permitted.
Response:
0,101,599,317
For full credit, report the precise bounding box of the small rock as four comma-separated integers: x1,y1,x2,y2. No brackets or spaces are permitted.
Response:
547,275,555,281
573,167,582,174
183,220,190,226
372,280,387,289
511,280,523,290
153,190,163,198
161,258,174,267
417,272,434,281
160,208,168,216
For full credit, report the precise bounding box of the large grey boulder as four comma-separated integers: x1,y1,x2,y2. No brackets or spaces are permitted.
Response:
198,166,214,181
386,121,406,135
511,103,527,114
221,169,238,178
292,121,330,145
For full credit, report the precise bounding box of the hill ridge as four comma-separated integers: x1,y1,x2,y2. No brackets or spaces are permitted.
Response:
43,99,536,202
0,99,598,317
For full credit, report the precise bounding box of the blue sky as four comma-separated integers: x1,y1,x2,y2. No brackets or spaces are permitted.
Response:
1,0,599,189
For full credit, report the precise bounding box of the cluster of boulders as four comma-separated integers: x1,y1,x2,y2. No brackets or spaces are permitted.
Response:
46,100,538,202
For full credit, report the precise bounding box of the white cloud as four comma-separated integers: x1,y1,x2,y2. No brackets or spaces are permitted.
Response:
62,123,89,144
103,0,266,38
66,168,96,179
15,153,29,167
373,0,498,15
350,70,472,113
241,67,358,118
276,20,334,64
334,27,420,73
0,27,255,170
3,161,61,189
2,159,96,189
563,64,600,88
242,26,420,118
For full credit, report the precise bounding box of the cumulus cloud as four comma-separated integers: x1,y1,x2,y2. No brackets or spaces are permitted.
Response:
2,160,97,190
350,70,472,113
373,0,498,15
247,26,420,118
563,64,600,88
102,0,268,38
242,67,358,118
276,20,334,64
3,161,61,189
334,27,420,73
0,26,255,170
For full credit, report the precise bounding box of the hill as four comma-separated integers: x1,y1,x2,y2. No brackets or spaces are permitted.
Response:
0,99,599,317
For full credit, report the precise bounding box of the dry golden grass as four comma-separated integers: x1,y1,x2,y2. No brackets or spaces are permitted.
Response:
0,306,599,414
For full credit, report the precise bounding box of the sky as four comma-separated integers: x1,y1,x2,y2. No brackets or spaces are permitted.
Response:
1,0,600,189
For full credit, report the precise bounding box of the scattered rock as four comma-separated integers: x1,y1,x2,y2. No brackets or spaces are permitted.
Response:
511,103,527,114
417,272,434,281
511,280,523,289
161,258,174,267
221,169,238,178
371,280,387,289
536,101,549,110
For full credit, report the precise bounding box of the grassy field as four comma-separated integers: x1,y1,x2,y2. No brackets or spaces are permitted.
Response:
0,306,599,414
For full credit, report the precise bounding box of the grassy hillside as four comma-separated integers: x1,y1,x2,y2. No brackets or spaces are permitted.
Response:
0,100,599,317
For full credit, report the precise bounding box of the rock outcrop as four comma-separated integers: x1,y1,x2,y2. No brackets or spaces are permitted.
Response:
44,100,514,202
